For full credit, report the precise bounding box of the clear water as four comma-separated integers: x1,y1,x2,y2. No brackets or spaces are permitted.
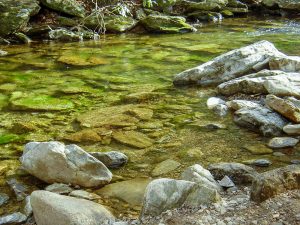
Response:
0,17,300,217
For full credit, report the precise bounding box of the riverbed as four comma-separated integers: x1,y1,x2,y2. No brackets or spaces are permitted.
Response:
0,16,300,218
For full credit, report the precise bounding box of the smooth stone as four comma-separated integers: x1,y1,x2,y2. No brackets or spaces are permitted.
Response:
113,131,153,149
174,41,285,86
213,104,229,117
96,178,152,207
252,159,272,167
31,190,115,225
23,196,32,217
251,165,300,202
234,106,287,137
218,175,235,188
69,190,101,200
207,97,226,109
273,152,286,157
226,100,261,111
20,141,112,187
267,137,299,149
0,50,8,56
243,144,273,155
151,159,181,176
283,124,300,135
208,162,259,185
269,55,300,72
90,151,128,169
181,164,221,191
266,94,300,123
0,193,9,206
6,178,28,201
45,183,74,194
0,212,27,225
63,129,102,143
140,178,220,218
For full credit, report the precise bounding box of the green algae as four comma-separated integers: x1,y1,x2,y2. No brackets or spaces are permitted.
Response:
0,134,19,145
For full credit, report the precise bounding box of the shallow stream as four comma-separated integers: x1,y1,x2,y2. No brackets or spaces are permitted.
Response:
0,17,300,218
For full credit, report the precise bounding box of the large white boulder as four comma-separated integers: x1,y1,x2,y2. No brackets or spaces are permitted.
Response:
140,178,220,218
20,141,112,187
31,190,115,225
173,40,285,86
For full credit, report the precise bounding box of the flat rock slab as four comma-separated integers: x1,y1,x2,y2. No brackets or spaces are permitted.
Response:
31,191,115,225
0,212,27,225
243,144,273,155
96,178,152,207
251,165,300,202
266,94,300,123
152,159,181,176
20,141,112,187
113,131,153,149
234,106,287,137
173,40,285,86
268,137,299,149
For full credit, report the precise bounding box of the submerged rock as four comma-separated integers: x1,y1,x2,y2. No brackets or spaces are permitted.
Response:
31,190,115,225
20,141,112,187
69,190,101,200
234,106,287,136
206,97,228,117
267,137,299,149
243,143,273,155
6,178,28,201
251,165,300,202
208,162,259,185
0,212,27,225
63,129,102,143
113,131,153,149
0,0,40,37
96,178,152,207
10,93,74,111
173,41,285,86
39,0,86,17
266,95,300,123
140,178,220,217
90,151,128,169
0,50,8,56
152,159,181,176
252,159,272,167
141,15,196,33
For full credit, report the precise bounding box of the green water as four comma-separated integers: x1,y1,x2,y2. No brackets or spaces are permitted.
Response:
0,17,300,217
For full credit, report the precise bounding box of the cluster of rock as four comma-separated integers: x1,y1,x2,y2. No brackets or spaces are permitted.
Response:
2,140,299,225
0,0,299,43
174,40,300,150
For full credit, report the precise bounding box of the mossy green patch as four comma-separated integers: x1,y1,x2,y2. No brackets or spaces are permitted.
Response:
0,134,19,145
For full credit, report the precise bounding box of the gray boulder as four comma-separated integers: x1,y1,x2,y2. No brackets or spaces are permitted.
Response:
181,164,221,191
266,94,300,123
31,190,115,225
140,178,220,217
270,55,300,72
20,141,112,187
208,162,259,185
39,0,86,17
0,0,40,37
173,40,285,86
48,28,82,41
0,212,27,225
226,100,261,111
251,165,300,202
206,97,228,117
267,137,299,149
234,106,287,136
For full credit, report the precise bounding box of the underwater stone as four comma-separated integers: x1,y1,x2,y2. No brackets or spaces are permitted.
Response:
0,212,27,225
113,131,153,149
0,193,9,206
267,137,299,149
90,151,128,169
152,159,181,176
6,178,29,201
45,183,74,194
